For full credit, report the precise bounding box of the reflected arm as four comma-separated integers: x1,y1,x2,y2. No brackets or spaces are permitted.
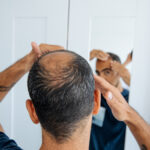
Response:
118,66,131,86
111,61,131,86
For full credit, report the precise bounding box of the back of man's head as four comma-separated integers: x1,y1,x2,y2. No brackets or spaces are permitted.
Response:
27,50,94,143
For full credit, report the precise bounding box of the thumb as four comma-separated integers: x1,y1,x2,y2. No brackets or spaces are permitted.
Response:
31,42,41,57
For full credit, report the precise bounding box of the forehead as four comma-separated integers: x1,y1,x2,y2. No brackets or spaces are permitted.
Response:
96,58,112,71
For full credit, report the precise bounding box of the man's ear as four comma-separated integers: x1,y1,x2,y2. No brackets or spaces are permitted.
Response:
92,89,101,115
26,100,39,124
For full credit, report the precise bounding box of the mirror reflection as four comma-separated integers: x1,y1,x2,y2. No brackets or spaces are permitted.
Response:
88,1,136,149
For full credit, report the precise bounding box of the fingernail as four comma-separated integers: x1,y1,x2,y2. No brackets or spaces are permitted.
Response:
107,92,113,100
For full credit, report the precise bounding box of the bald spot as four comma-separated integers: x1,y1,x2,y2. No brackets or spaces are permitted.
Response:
39,51,74,71
38,51,75,89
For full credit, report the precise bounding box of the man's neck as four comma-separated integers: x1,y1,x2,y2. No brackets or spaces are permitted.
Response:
40,117,92,150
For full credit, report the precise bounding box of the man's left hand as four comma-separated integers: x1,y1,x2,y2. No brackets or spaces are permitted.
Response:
31,42,64,58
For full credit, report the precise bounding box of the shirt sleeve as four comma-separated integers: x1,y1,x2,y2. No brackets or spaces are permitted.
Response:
0,132,23,150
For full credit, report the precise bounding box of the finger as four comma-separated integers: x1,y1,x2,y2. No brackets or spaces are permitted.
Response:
31,42,41,57
90,49,109,61
103,91,123,113
94,75,119,100
94,75,114,91
39,44,64,51
102,91,117,109
110,61,114,67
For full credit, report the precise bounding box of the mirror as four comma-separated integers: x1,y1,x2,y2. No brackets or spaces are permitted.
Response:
88,1,136,150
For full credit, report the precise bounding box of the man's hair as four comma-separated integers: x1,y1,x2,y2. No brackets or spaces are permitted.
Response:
27,50,94,143
107,52,121,63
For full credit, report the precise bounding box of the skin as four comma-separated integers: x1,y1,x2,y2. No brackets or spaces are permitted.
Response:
0,42,64,131
0,43,64,102
0,45,148,149
111,61,131,86
0,44,100,150
0,124,4,132
90,49,109,61
90,49,131,87
94,75,150,150
96,59,123,92
26,52,101,150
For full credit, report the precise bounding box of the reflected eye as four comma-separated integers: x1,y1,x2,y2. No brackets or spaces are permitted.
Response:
104,70,111,75
96,70,100,76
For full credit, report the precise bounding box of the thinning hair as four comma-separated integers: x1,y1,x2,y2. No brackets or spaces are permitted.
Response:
27,50,94,143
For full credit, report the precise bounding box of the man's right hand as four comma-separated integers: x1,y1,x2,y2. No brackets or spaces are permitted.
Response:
94,75,150,150
94,75,131,122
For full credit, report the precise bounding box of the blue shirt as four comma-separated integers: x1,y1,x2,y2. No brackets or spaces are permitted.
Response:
90,89,129,150
0,132,22,150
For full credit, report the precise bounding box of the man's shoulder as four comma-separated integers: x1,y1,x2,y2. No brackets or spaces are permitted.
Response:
0,132,23,150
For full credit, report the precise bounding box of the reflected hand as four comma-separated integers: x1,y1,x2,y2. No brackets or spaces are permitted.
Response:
94,75,131,122
111,61,123,74
111,61,131,86
90,49,109,61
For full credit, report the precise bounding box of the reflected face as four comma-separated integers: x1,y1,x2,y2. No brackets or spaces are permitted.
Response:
96,59,120,87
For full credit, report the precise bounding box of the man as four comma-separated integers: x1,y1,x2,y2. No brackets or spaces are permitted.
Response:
90,49,131,150
0,43,150,150
0,43,100,150
90,49,131,86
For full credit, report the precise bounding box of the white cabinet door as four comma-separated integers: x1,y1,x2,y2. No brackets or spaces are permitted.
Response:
0,0,69,149
68,0,137,150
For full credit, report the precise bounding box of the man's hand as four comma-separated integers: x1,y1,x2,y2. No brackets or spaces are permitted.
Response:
30,42,64,59
39,43,64,55
111,61,131,86
111,61,123,74
90,49,109,61
0,42,64,102
94,75,150,149
94,75,131,122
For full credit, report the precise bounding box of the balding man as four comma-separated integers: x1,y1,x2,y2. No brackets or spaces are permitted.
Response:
0,43,150,150
0,43,100,150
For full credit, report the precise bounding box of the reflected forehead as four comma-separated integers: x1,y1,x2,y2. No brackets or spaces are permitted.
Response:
39,51,74,70
96,58,112,71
